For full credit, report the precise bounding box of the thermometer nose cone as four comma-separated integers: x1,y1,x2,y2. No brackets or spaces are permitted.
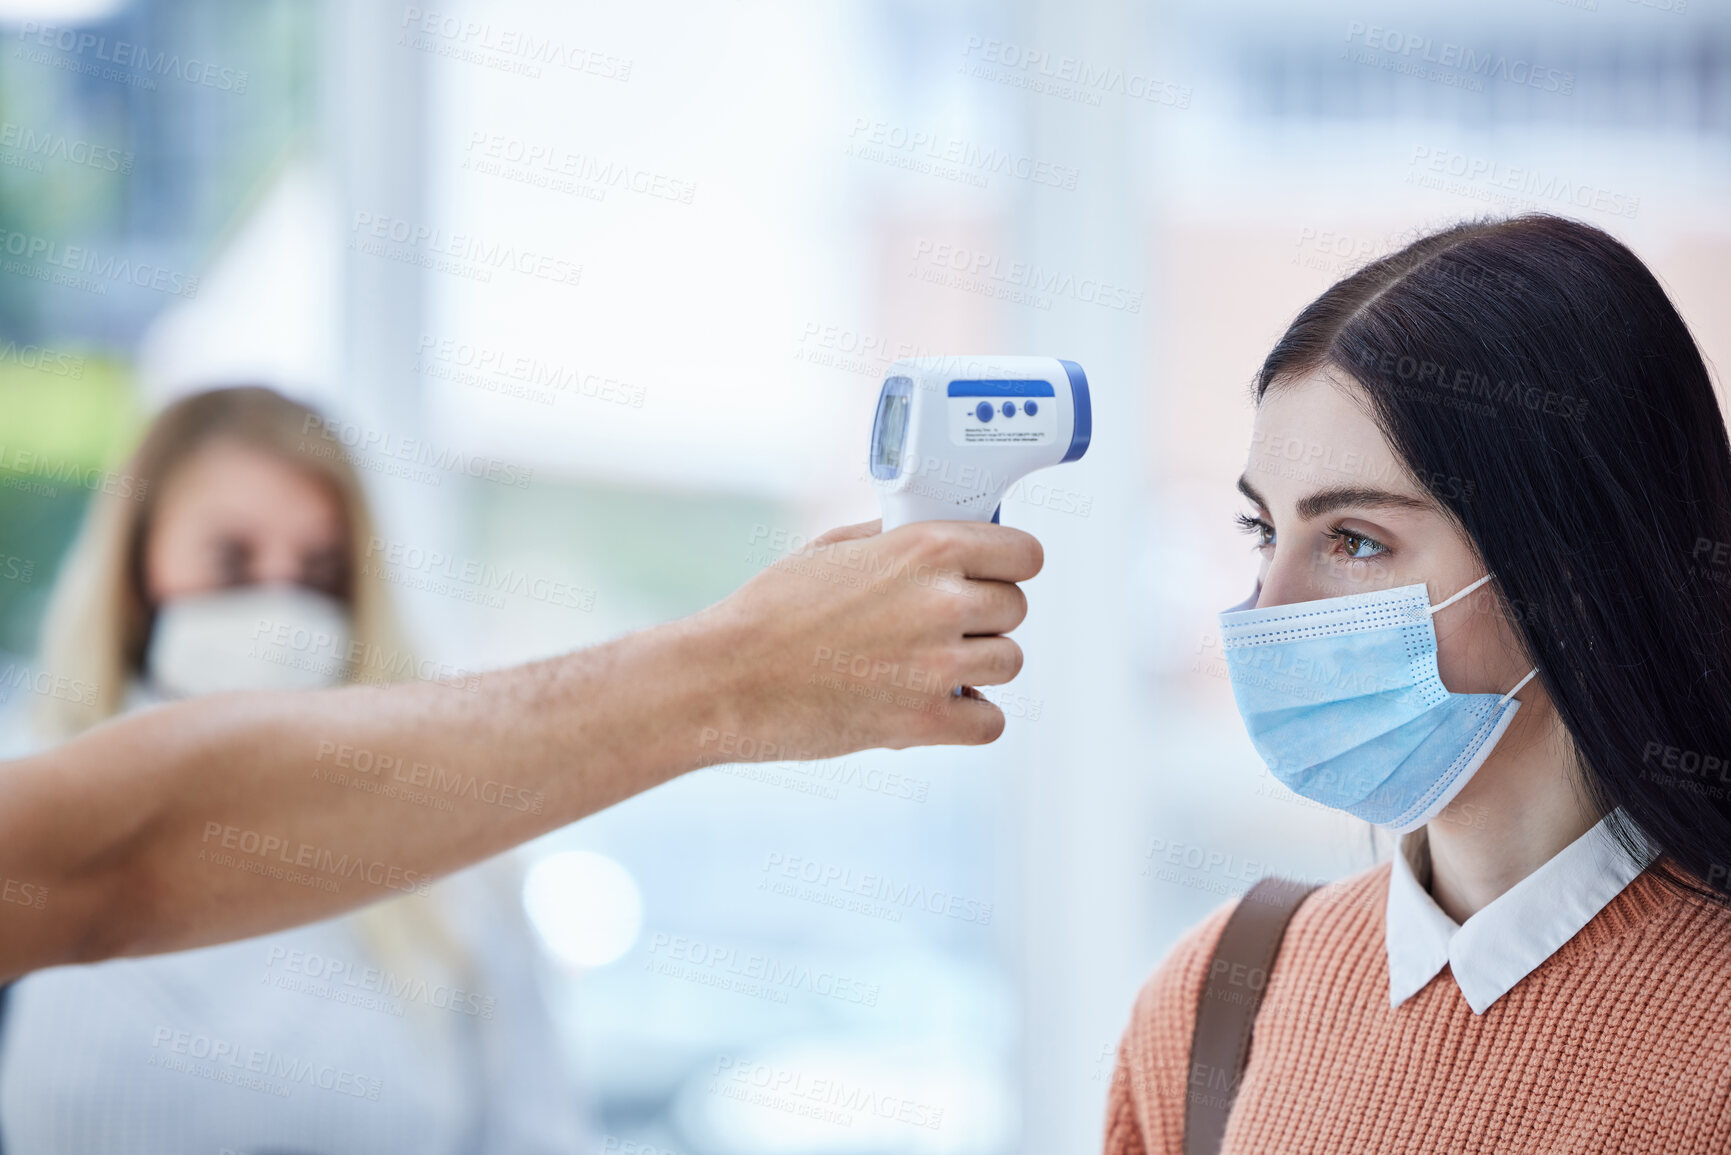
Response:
1059,359,1091,462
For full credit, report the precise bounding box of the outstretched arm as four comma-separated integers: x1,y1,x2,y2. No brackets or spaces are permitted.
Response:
0,519,1041,980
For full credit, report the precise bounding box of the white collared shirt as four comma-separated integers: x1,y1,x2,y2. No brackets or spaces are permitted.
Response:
1385,810,1655,1014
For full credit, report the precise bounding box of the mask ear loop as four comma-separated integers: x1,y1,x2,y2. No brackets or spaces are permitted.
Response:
1423,573,1539,704
1499,667,1539,706
1425,572,1496,616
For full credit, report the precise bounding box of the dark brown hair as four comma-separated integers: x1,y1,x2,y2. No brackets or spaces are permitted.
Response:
1257,214,1731,900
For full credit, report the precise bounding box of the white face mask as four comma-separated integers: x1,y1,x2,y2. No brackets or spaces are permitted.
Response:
144,584,353,698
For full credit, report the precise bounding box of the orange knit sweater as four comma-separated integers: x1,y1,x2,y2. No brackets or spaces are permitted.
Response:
1103,864,1731,1154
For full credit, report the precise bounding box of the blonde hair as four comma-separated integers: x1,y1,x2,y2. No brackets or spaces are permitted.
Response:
35,385,475,1006
36,385,408,735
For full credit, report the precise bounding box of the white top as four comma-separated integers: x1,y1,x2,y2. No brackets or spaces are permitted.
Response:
1385,810,1655,1014
0,681,590,1153
0,857,589,1154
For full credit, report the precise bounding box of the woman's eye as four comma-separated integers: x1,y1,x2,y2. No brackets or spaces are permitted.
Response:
300,546,349,599
1330,528,1388,560
213,538,251,585
1234,512,1274,548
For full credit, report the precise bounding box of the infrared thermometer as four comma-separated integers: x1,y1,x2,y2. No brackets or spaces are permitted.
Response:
868,356,1090,531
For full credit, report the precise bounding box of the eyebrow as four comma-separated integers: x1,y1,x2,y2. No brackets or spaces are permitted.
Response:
1236,474,1436,520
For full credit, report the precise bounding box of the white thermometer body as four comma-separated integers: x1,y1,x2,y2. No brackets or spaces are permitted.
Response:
869,356,1091,530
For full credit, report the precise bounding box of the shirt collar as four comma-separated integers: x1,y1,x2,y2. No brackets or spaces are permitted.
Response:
1385,809,1655,1014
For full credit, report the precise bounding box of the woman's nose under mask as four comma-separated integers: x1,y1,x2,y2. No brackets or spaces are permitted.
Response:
145,584,353,698
1218,573,1537,833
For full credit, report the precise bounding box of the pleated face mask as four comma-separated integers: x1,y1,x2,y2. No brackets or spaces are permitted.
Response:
1218,573,1538,833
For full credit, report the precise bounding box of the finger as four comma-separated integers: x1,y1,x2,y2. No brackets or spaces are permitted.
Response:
948,635,1024,688
808,519,882,549
952,579,1029,637
891,520,1043,583
896,692,1007,748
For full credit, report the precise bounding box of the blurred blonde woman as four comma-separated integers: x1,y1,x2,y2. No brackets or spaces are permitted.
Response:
0,387,586,1154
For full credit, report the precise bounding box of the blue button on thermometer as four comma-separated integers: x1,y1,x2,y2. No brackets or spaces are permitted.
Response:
868,355,1091,531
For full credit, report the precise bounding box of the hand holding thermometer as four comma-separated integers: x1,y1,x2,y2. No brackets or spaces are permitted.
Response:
868,356,1091,531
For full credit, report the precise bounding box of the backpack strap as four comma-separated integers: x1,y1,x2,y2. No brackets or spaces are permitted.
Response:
0,980,10,1155
1183,875,1318,1155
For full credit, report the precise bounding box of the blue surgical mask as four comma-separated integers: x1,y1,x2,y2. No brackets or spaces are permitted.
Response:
1218,574,1538,833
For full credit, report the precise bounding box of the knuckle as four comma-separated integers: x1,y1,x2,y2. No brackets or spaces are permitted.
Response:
914,584,965,633
924,649,961,692
939,588,974,632
914,521,962,567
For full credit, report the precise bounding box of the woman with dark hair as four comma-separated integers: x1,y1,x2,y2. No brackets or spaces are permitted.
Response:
1105,214,1731,1153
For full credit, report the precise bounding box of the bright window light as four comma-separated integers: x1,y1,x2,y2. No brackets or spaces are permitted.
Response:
522,849,644,969
0,0,128,23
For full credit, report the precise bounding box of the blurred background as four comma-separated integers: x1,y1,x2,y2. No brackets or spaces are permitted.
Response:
0,0,1726,1150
